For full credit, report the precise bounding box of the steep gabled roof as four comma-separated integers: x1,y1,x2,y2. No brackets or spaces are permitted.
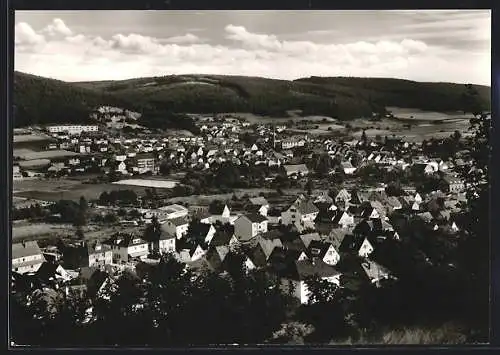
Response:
307,240,333,259
249,196,269,206
12,241,43,259
244,213,268,223
327,228,350,250
293,260,342,281
294,199,319,215
299,233,322,248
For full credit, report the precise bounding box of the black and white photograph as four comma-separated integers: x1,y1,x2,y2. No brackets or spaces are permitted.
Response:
10,9,491,346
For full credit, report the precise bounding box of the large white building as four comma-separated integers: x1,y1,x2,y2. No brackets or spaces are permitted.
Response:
12,241,46,274
47,125,99,135
158,204,189,220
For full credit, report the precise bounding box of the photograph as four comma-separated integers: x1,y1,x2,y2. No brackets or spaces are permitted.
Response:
10,9,491,347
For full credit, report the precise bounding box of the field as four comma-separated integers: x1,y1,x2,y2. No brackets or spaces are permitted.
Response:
14,149,80,160
113,179,179,189
13,133,53,143
12,220,143,243
13,178,151,202
387,107,471,121
218,109,471,142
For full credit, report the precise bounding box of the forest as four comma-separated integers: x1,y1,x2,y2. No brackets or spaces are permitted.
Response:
13,72,491,130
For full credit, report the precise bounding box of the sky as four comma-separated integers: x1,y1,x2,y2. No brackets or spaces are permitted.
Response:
14,10,491,85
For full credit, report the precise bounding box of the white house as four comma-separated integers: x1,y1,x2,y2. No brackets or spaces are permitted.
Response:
358,238,374,258
162,217,189,239
341,161,357,175
337,211,355,229
281,196,319,227
234,214,269,242
307,241,340,266
104,235,149,263
248,196,270,216
281,260,342,305
159,233,176,254
12,241,45,274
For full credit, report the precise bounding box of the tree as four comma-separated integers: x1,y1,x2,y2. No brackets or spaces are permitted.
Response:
143,215,162,252
75,227,85,240
361,130,368,146
208,200,225,214
74,196,88,226
305,179,313,195
269,322,315,344
455,84,490,341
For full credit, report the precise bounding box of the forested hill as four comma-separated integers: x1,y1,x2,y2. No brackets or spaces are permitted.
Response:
13,71,491,128
13,72,127,127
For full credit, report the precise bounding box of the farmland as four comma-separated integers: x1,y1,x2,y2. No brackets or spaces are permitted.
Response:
112,179,179,189
13,178,150,202
12,220,143,244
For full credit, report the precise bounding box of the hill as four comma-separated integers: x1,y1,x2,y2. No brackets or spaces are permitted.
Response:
13,72,127,127
13,71,491,128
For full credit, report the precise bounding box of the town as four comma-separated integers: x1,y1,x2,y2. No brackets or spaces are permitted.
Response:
11,101,486,345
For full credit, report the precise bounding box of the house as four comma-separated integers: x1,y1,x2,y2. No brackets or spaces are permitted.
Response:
280,260,341,304
300,232,322,249
334,211,355,229
339,234,374,258
360,259,393,286
362,201,387,220
158,204,189,220
341,161,356,175
12,241,45,274
335,189,352,205
267,208,282,224
307,240,340,266
443,174,465,193
210,228,239,248
103,235,149,263
47,125,98,135
284,164,309,177
189,244,206,262
248,238,283,268
13,165,23,180
234,214,269,242
162,217,189,239
211,203,232,219
205,245,230,271
63,241,113,269
248,196,270,216
326,228,350,251
281,196,319,227
36,262,74,285
133,153,156,174
158,232,176,254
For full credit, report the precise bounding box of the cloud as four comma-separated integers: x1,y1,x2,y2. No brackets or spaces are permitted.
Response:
109,33,163,54
164,33,201,44
15,22,45,46
42,18,73,37
14,18,490,85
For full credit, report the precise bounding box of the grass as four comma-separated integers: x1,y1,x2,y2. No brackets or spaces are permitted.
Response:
13,178,149,202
